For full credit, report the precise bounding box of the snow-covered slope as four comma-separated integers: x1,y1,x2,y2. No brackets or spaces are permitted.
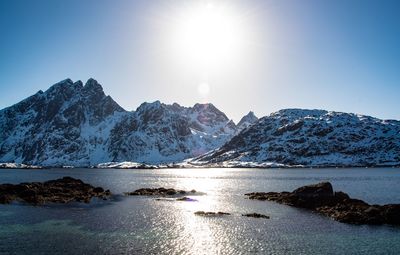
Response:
192,109,400,167
107,101,236,163
0,79,237,166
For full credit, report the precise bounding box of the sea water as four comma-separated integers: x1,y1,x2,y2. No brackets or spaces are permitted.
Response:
0,168,399,254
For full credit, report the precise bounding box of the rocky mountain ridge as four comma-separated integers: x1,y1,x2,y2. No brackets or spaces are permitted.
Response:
1,78,399,168
193,109,400,167
0,79,241,166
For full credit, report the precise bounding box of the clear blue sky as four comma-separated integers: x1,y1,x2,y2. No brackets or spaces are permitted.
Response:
1,0,399,122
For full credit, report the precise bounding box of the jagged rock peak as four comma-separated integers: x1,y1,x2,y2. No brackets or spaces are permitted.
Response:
136,100,163,112
238,111,258,126
83,78,104,94
45,78,85,95
192,103,229,122
193,103,217,111
46,78,72,90
58,78,74,85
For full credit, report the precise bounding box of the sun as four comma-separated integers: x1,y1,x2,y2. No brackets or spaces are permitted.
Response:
170,2,245,70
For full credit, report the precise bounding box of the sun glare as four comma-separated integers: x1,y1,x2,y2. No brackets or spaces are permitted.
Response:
170,3,245,70
197,82,210,97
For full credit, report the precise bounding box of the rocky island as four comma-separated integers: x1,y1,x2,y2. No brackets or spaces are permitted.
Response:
0,176,110,205
246,182,400,225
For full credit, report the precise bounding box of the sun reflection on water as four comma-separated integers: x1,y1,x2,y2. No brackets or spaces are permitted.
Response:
167,168,232,254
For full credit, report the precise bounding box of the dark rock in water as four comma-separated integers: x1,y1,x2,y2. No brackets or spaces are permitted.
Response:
194,211,231,216
382,204,400,225
125,187,195,196
293,182,333,197
242,213,270,219
0,176,111,205
176,197,197,202
166,190,177,195
245,182,400,226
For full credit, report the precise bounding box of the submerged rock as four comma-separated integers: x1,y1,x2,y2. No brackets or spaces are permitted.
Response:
0,176,111,205
125,187,196,196
245,182,400,225
242,213,270,219
194,211,231,216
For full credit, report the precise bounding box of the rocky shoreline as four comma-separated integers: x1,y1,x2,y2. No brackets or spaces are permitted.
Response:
0,177,110,205
2,178,399,226
246,182,400,225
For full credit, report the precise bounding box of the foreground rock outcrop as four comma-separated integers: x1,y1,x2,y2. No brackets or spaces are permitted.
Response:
0,177,110,205
245,182,400,225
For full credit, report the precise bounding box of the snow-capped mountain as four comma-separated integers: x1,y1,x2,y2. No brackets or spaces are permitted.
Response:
0,78,127,166
0,79,238,166
192,109,400,167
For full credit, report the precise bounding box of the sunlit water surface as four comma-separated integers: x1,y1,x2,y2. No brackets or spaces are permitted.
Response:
0,168,400,254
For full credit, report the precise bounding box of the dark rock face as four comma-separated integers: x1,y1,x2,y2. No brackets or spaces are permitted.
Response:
125,187,196,196
194,211,231,216
194,109,400,167
0,177,110,205
245,182,400,225
242,213,270,219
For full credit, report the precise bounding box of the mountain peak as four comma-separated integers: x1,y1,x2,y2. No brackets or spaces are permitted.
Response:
59,78,74,85
191,103,229,126
44,78,84,97
47,78,73,89
193,103,215,111
242,111,257,120
84,78,104,94
237,111,258,130
136,100,162,111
